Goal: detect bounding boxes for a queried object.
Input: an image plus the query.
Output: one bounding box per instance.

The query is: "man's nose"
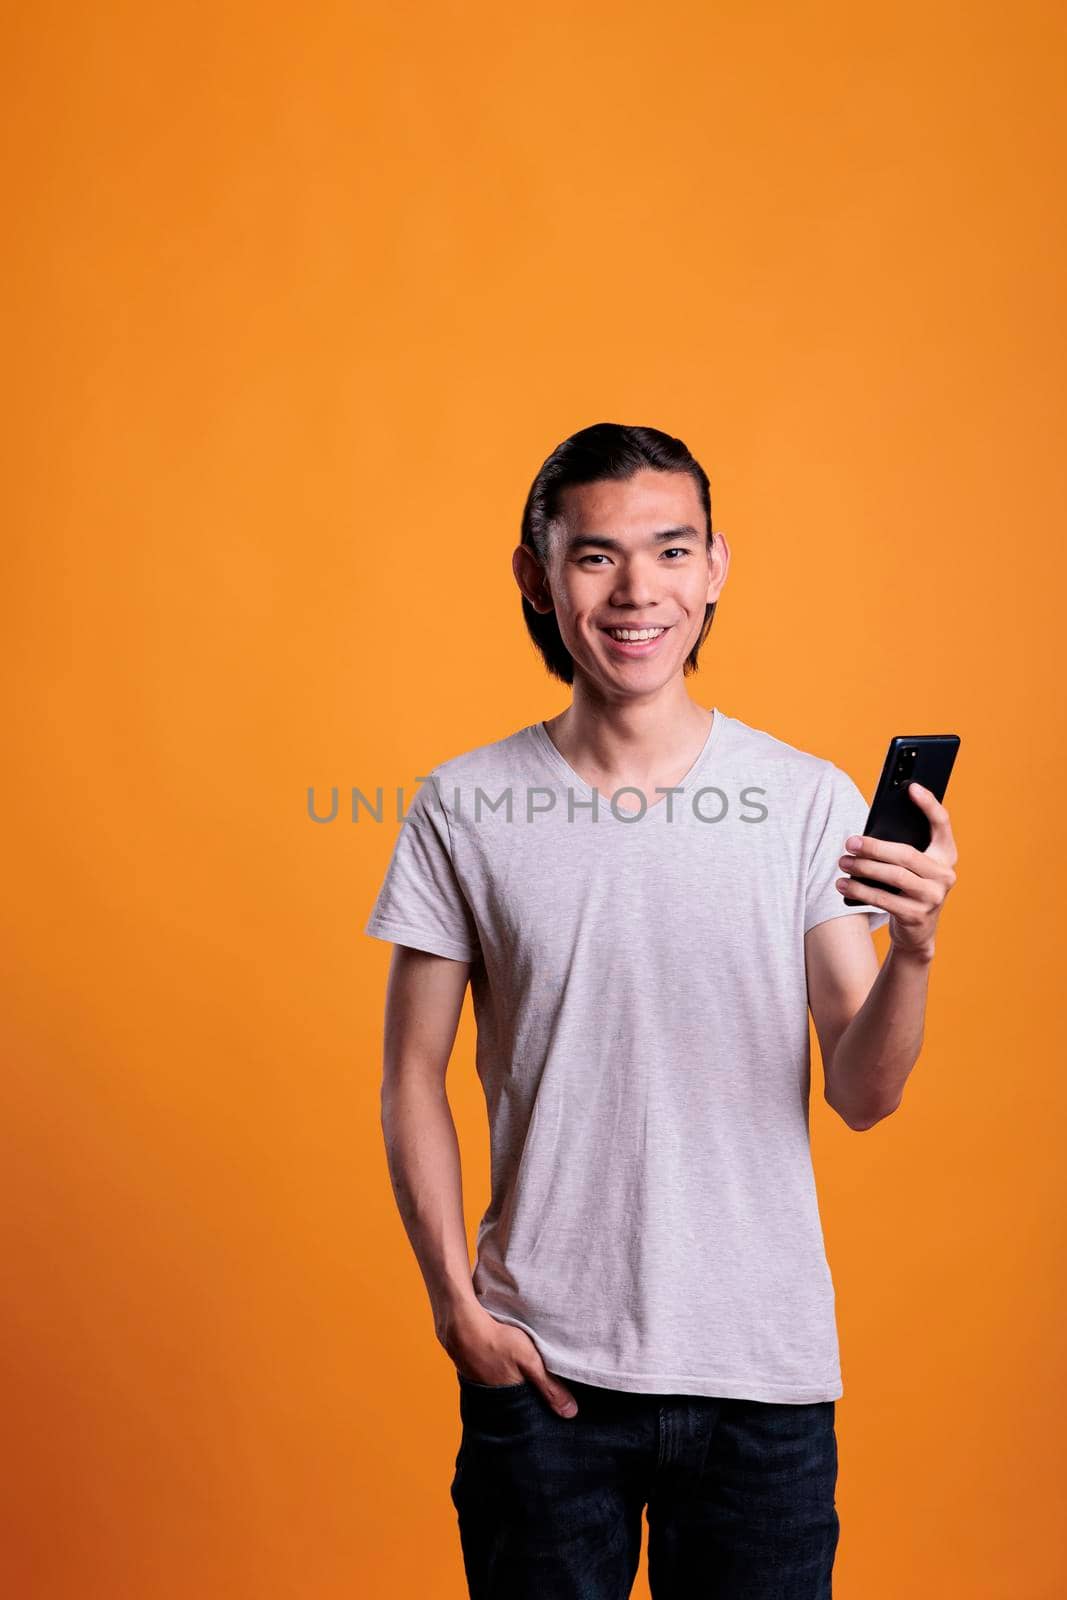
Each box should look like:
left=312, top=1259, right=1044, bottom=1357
left=611, top=565, right=661, bottom=605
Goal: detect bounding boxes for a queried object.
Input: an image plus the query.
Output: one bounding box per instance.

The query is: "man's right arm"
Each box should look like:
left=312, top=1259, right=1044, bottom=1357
left=379, top=944, right=483, bottom=1349
left=378, top=944, right=581, bottom=1414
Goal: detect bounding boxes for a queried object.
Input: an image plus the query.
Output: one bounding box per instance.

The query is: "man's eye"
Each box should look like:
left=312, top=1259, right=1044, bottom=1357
left=663, top=548, right=690, bottom=559
left=578, top=555, right=608, bottom=565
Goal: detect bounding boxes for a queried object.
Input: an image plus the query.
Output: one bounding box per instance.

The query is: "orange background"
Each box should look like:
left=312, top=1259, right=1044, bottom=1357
left=3, top=2, right=1064, bottom=1595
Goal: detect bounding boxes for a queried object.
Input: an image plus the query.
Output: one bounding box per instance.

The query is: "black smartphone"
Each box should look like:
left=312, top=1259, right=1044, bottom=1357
left=843, top=734, right=961, bottom=905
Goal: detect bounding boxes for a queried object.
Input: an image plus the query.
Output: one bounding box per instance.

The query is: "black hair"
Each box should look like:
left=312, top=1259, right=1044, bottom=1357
left=518, top=421, right=718, bottom=685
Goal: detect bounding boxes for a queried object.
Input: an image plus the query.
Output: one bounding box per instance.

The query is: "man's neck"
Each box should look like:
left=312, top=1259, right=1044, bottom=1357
left=544, top=685, right=714, bottom=787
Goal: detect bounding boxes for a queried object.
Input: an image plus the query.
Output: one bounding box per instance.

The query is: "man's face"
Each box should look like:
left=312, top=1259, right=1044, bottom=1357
left=518, top=468, right=728, bottom=693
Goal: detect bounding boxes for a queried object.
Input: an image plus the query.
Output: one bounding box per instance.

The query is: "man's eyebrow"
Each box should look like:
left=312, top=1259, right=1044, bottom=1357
left=564, top=524, right=703, bottom=554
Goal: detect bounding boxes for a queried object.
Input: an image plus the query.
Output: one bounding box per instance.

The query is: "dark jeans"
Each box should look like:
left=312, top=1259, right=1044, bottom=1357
left=450, top=1373, right=840, bottom=1599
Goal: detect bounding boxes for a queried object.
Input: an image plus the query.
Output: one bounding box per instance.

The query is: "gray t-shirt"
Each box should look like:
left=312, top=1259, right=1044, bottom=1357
left=364, top=706, right=889, bottom=1403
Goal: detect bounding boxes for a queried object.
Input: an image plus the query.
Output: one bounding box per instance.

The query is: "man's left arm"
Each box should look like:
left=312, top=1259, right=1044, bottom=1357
left=805, top=781, right=959, bottom=1132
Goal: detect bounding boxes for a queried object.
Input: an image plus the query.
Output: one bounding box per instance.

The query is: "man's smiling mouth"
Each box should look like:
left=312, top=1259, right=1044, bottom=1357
left=598, top=624, right=674, bottom=655
left=600, top=625, right=671, bottom=641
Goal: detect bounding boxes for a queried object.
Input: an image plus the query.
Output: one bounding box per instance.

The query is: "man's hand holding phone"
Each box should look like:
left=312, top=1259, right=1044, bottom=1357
left=836, top=779, right=959, bottom=961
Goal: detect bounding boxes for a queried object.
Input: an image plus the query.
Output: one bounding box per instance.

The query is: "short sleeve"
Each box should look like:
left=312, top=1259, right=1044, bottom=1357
left=804, top=764, right=892, bottom=935
left=363, top=775, right=480, bottom=962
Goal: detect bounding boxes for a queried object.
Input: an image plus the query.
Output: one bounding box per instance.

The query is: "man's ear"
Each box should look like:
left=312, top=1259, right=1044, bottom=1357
left=706, top=529, right=730, bottom=604
left=512, top=545, right=555, bottom=615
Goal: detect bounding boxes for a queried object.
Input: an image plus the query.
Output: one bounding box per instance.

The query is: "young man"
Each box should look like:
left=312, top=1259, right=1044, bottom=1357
left=364, top=423, right=958, bottom=1599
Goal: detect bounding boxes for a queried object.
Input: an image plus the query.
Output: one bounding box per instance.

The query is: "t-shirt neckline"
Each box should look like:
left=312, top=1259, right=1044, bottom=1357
left=528, top=707, right=726, bottom=820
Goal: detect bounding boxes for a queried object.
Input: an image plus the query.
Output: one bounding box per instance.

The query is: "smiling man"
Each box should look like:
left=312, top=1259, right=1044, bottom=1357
left=364, top=422, right=958, bottom=1599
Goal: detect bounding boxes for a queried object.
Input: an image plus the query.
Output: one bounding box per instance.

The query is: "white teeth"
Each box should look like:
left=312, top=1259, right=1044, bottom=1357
left=606, top=627, right=665, bottom=641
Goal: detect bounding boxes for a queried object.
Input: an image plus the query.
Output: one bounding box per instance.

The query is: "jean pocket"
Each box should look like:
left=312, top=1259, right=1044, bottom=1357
left=456, top=1370, right=531, bottom=1391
